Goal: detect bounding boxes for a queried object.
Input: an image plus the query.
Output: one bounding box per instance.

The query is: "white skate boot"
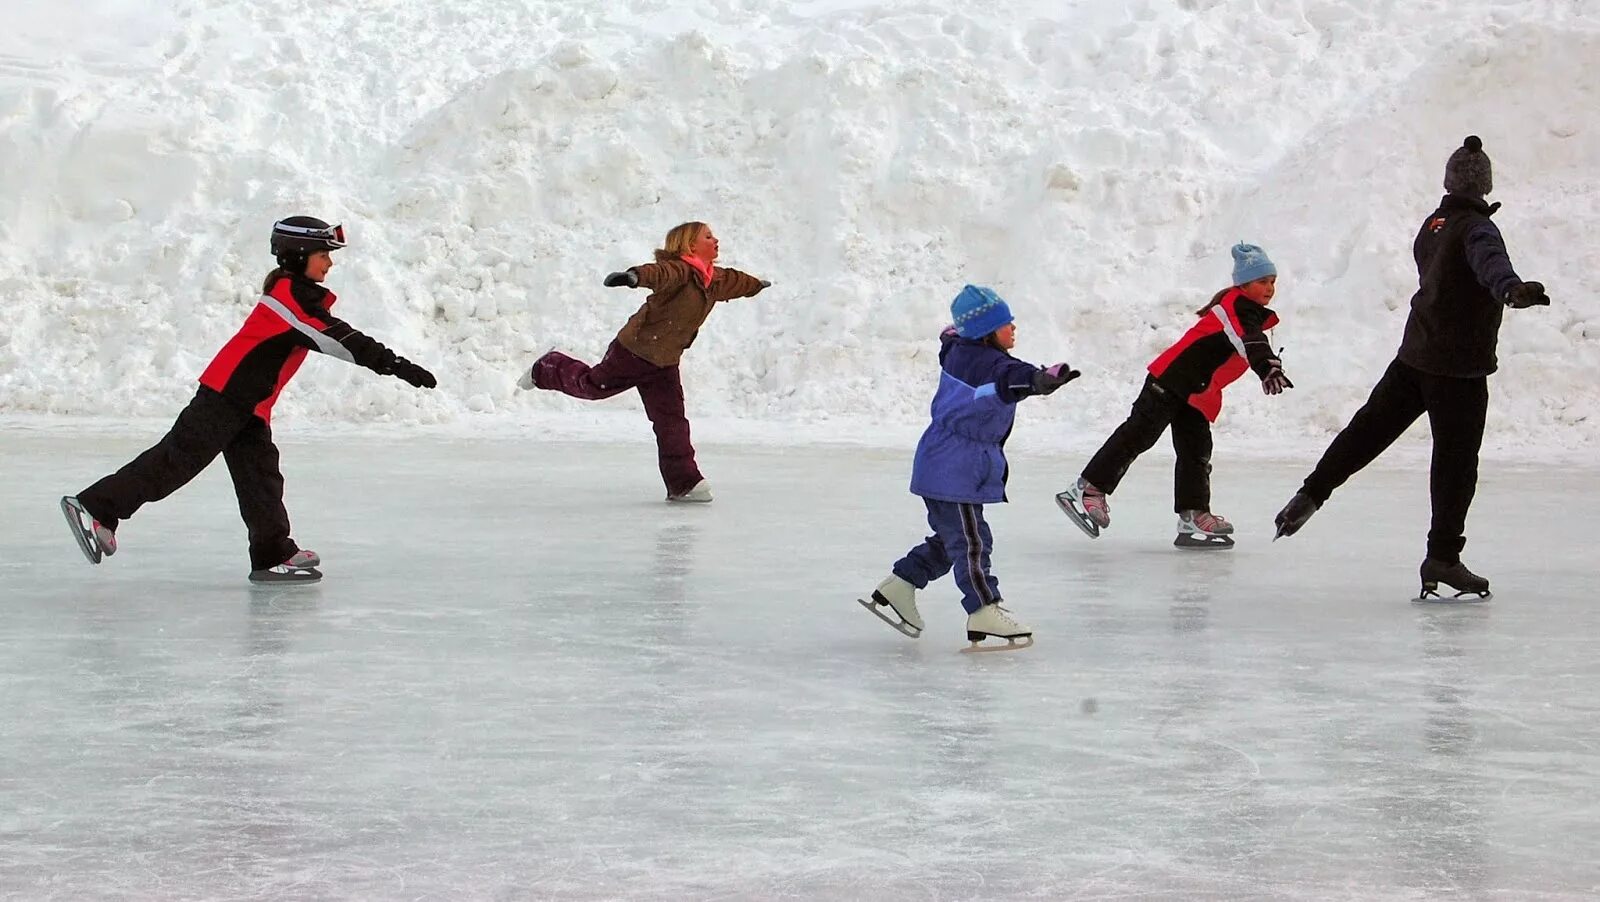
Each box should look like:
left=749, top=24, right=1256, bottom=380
left=1175, top=510, right=1235, bottom=550
left=1055, top=477, right=1109, bottom=538
left=60, top=495, right=116, bottom=564
left=857, top=574, right=924, bottom=638
left=667, top=480, right=713, bottom=503
left=962, top=602, right=1034, bottom=653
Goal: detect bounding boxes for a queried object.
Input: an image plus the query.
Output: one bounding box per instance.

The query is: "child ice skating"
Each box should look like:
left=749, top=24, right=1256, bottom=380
left=860, top=285, right=1080, bottom=652
left=518, top=222, right=769, bottom=503
left=1274, top=136, right=1550, bottom=601
left=60, top=217, right=439, bottom=584
left=1056, top=243, right=1293, bottom=549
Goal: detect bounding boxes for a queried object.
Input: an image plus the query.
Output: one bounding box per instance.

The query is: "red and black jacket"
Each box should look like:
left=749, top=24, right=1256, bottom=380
left=1146, top=289, right=1279, bottom=422
left=198, top=273, right=402, bottom=421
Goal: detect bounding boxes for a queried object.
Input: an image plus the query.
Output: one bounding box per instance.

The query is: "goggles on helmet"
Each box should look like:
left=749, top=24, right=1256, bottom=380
left=272, top=219, right=347, bottom=248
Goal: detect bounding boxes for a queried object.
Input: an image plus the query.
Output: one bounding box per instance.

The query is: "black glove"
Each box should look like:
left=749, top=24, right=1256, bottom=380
left=1505, top=281, right=1549, bottom=309
left=392, top=358, right=437, bottom=389
left=603, top=270, right=639, bottom=288
left=1261, top=359, right=1293, bottom=396
left=758, top=279, right=772, bottom=289
left=1031, top=363, right=1081, bottom=396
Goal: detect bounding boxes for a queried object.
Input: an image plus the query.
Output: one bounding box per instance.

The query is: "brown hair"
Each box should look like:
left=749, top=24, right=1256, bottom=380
left=1195, top=287, right=1232, bottom=317
left=261, top=268, right=289, bottom=293
left=654, top=221, right=707, bottom=263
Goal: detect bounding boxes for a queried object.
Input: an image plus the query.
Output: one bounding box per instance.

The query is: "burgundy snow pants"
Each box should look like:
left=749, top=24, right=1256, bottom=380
left=531, top=340, right=704, bottom=496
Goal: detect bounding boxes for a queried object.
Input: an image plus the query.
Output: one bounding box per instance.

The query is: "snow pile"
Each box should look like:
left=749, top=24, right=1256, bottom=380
left=1, top=0, right=1596, bottom=453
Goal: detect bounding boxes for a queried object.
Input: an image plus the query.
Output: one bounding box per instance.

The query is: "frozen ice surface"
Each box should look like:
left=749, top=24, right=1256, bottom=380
left=4, top=427, right=1600, bottom=899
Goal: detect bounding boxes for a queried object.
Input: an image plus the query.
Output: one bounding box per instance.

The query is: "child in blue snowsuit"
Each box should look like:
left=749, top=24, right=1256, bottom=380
left=861, top=285, right=1079, bottom=648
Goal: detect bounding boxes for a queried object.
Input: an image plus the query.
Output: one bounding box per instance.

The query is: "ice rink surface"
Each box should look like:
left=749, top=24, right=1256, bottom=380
left=3, top=427, right=1599, bottom=900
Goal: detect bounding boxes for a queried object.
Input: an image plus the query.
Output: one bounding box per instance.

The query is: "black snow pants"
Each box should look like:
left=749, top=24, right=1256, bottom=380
left=1081, top=375, right=1215, bottom=513
left=1299, top=358, right=1488, bottom=563
left=78, top=386, right=299, bottom=571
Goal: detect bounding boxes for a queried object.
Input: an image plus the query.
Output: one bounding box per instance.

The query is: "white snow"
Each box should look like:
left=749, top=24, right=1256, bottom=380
left=1, top=0, right=1597, bottom=454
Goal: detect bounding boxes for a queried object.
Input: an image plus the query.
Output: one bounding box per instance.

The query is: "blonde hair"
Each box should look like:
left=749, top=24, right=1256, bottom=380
left=654, top=221, right=708, bottom=263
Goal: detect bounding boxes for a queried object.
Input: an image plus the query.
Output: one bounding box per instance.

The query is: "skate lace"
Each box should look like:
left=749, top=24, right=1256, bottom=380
left=1192, top=511, right=1229, bottom=531
left=990, top=604, right=1020, bottom=628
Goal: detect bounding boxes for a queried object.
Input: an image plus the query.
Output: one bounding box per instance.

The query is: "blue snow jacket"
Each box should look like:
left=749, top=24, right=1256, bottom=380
left=909, top=332, right=1047, bottom=504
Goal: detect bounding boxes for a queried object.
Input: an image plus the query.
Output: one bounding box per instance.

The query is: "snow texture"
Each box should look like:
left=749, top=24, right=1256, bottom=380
left=1, top=0, right=1597, bottom=454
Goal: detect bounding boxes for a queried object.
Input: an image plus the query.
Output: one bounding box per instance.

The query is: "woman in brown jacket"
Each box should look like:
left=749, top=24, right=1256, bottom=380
left=518, top=221, right=770, bottom=502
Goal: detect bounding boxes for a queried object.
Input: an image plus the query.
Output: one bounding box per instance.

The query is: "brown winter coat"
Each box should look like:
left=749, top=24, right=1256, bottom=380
left=614, top=259, right=767, bottom=366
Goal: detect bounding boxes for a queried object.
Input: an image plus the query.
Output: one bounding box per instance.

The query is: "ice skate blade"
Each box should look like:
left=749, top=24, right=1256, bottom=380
left=1412, top=589, right=1492, bottom=604
left=1054, top=492, right=1100, bottom=539
left=1174, top=533, right=1235, bottom=550
left=249, top=568, right=323, bottom=586
left=961, top=634, right=1034, bottom=654
left=60, top=496, right=102, bottom=565
left=857, top=597, right=921, bottom=638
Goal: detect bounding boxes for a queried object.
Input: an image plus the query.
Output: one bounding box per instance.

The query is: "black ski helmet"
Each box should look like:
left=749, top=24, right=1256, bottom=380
left=270, top=216, right=347, bottom=271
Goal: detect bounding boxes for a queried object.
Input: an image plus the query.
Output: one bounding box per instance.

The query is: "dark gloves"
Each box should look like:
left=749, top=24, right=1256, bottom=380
left=1032, top=363, right=1082, bottom=396
left=603, top=270, right=639, bottom=288
left=392, top=357, right=437, bottom=389
left=758, top=279, right=772, bottom=289
left=1261, top=359, right=1293, bottom=395
left=1505, top=281, right=1549, bottom=308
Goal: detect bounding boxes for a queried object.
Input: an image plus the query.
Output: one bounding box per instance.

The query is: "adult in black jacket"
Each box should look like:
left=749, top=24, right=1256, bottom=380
left=1274, top=137, right=1549, bottom=598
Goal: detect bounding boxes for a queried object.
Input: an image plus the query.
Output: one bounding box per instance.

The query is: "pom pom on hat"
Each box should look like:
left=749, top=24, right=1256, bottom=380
left=950, top=285, right=1014, bottom=339
left=1231, top=243, right=1277, bottom=286
left=1444, top=135, right=1492, bottom=197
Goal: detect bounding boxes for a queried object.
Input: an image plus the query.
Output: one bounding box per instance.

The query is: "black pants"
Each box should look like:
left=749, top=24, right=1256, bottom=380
left=78, top=387, right=299, bottom=571
left=1082, top=375, right=1214, bottom=513
left=1300, top=359, right=1487, bottom=563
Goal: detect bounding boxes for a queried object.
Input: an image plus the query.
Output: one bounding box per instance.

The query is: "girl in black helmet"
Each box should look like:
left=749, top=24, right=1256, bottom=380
left=60, top=216, right=439, bottom=583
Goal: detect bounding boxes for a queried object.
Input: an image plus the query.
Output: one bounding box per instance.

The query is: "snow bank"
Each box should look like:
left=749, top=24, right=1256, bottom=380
left=1, top=0, right=1596, bottom=453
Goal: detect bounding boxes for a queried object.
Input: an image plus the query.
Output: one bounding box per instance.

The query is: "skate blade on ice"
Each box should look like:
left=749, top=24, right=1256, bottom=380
left=857, top=597, right=921, bottom=638
left=60, top=496, right=102, bottom=565
left=960, top=634, right=1034, bottom=654
left=1412, top=588, right=1492, bottom=604
left=1174, top=533, right=1234, bottom=550
left=1054, top=492, right=1100, bottom=539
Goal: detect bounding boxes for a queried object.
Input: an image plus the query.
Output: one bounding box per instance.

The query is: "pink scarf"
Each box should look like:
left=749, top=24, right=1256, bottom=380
left=681, top=254, right=715, bottom=288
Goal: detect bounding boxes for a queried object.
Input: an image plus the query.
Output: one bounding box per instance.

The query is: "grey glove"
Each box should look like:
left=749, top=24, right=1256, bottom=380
left=1031, top=363, right=1081, bottom=396
left=1261, top=359, right=1293, bottom=396
left=603, top=270, right=639, bottom=288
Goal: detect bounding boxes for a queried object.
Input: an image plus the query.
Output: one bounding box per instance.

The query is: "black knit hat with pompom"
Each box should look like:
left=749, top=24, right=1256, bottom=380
left=1444, top=135, right=1492, bottom=197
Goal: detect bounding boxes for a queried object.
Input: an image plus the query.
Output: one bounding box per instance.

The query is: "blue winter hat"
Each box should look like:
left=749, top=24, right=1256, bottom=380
left=950, top=284, right=1014, bottom=339
left=1231, top=243, right=1277, bottom=286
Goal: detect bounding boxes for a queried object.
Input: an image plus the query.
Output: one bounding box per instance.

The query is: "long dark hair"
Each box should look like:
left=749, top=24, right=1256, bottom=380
left=261, top=267, right=290, bottom=293
left=1195, top=287, right=1232, bottom=316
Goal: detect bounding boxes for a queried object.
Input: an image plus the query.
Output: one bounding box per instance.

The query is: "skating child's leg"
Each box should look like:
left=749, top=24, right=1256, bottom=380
left=1299, top=360, right=1427, bottom=504
left=892, top=501, right=956, bottom=588
left=529, top=340, right=643, bottom=400
left=934, top=502, right=1000, bottom=614
left=1081, top=376, right=1181, bottom=494
left=637, top=365, right=705, bottom=498
left=77, top=389, right=248, bottom=532
left=222, top=417, right=300, bottom=572
left=1421, top=374, right=1488, bottom=564
left=1169, top=406, right=1214, bottom=513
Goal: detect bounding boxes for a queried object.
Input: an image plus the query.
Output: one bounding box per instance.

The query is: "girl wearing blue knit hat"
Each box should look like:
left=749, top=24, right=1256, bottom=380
left=859, top=285, right=1080, bottom=651
left=1056, top=243, right=1293, bottom=549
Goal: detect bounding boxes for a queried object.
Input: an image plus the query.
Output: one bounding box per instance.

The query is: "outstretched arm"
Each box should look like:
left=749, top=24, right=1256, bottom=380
left=1464, top=220, right=1523, bottom=302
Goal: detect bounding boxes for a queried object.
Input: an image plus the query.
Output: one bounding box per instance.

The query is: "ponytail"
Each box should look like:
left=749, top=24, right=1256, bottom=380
left=1195, top=287, right=1232, bottom=317
left=261, top=268, right=288, bottom=293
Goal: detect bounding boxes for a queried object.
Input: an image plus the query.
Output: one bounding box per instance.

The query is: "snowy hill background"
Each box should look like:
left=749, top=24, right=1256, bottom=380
left=1, top=0, right=1596, bottom=454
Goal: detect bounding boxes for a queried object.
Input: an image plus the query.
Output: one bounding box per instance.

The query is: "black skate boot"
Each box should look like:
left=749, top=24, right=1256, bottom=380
left=249, top=552, right=322, bottom=585
left=1273, top=492, right=1320, bottom=540
left=1417, top=557, right=1490, bottom=602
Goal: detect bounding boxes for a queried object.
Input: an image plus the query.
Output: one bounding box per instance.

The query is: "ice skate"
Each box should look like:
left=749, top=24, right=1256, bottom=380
left=516, top=366, right=537, bottom=390
left=1055, top=477, right=1108, bottom=539
left=1174, top=509, right=1235, bottom=550
left=60, top=495, right=116, bottom=564
left=667, top=479, right=713, bottom=503
left=1273, top=492, right=1320, bottom=540
left=857, top=575, right=923, bottom=638
left=249, top=554, right=323, bottom=585
left=961, top=602, right=1034, bottom=653
left=1414, top=557, right=1491, bottom=603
